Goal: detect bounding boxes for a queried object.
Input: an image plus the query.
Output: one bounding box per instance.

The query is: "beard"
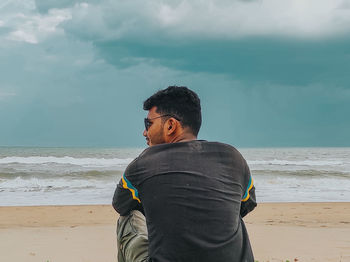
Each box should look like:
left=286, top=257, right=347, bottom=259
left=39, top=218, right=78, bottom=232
left=148, top=123, right=166, bottom=146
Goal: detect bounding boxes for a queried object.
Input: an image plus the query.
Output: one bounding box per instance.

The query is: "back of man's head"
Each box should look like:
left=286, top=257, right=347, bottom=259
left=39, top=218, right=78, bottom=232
left=143, top=86, right=202, bottom=136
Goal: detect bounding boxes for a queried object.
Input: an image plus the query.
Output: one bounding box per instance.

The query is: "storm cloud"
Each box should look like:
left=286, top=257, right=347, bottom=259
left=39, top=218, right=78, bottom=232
left=0, top=0, right=349, bottom=147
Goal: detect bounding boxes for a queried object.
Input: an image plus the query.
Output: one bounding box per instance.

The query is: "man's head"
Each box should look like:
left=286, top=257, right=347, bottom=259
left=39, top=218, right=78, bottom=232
left=143, top=86, right=202, bottom=146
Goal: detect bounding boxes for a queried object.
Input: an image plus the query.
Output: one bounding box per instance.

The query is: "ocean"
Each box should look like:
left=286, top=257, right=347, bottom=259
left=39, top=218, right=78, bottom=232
left=0, top=147, right=349, bottom=206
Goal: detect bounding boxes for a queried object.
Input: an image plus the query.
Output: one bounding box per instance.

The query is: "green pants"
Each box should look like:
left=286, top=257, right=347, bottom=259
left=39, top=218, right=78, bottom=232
left=117, top=210, right=149, bottom=262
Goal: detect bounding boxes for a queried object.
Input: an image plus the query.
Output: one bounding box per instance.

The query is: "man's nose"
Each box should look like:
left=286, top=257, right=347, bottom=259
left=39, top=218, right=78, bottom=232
left=143, top=129, right=147, bottom=137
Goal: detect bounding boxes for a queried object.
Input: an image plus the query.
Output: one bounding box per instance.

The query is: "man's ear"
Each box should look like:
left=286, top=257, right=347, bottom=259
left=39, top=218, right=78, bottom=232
left=165, top=118, right=177, bottom=135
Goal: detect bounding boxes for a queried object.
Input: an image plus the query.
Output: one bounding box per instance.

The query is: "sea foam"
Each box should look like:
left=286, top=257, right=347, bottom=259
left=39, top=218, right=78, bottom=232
left=248, top=159, right=345, bottom=166
left=0, top=156, right=133, bottom=167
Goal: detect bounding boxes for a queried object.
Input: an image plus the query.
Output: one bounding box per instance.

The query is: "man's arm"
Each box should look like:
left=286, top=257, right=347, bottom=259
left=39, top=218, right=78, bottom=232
left=240, top=163, right=257, bottom=218
left=112, top=173, right=143, bottom=216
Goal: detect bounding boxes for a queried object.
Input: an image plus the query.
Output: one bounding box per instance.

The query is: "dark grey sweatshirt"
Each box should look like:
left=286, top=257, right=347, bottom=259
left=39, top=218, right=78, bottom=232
left=113, top=140, right=257, bottom=262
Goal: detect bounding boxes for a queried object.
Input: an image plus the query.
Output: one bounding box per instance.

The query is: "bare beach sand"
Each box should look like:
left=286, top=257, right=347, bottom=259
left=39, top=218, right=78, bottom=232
left=0, top=203, right=349, bottom=262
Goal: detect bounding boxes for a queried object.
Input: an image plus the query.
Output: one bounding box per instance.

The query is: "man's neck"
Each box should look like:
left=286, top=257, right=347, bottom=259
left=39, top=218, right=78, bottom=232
left=169, top=133, right=197, bottom=144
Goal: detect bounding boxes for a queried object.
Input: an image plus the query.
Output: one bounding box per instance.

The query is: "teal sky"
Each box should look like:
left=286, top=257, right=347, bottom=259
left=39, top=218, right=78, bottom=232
left=1, top=0, right=350, bottom=147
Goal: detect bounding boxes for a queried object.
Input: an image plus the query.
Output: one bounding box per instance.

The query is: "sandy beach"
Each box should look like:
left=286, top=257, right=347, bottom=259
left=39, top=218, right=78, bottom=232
left=0, top=203, right=349, bottom=262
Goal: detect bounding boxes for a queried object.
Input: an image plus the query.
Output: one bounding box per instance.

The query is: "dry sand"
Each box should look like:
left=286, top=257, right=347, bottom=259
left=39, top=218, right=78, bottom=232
left=0, top=203, right=349, bottom=262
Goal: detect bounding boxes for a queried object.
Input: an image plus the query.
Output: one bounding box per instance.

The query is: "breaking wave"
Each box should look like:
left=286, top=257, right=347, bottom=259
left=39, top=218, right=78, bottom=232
left=0, top=156, right=133, bottom=167
left=248, top=159, right=346, bottom=166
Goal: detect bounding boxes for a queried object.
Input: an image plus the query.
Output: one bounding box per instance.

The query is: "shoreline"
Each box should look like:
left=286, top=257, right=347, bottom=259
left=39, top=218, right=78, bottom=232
left=1, top=203, right=349, bottom=262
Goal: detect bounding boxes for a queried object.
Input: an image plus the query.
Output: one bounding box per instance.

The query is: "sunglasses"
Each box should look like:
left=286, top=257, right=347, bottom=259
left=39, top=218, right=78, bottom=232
left=144, top=114, right=180, bottom=131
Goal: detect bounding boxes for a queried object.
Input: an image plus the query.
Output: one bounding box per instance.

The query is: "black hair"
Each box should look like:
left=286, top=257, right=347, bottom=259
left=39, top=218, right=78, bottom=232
left=143, top=86, right=202, bottom=136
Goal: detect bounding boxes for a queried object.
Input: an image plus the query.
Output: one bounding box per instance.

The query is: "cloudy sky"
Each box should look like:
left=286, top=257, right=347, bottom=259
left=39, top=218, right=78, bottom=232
left=1, top=0, right=350, bottom=147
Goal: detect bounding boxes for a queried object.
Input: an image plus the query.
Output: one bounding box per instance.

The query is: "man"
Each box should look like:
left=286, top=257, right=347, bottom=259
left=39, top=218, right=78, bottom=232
left=112, top=86, right=257, bottom=262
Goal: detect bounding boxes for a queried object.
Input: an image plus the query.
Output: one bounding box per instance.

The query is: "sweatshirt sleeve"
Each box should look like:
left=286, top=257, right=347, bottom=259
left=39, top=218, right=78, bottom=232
left=112, top=173, right=143, bottom=216
left=240, top=162, right=257, bottom=218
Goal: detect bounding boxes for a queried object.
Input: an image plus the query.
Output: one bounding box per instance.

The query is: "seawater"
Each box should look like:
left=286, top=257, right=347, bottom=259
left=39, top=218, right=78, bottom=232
left=240, top=148, right=350, bottom=202
left=0, top=147, right=349, bottom=206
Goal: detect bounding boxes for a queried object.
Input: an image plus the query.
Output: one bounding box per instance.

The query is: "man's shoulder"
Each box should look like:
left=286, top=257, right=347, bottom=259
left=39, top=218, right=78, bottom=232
left=204, top=141, right=242, bottom=154
left=205, top=140, right=236, bottom=149
left=205, top=141, right=248, bottom=166
left=124, top=145, right=166, bottom=172
left=128, top=140, right=243, bottom=165
left=137, top=140, right=241, bottom=154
